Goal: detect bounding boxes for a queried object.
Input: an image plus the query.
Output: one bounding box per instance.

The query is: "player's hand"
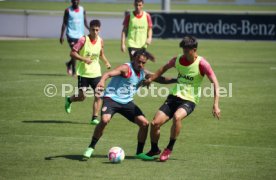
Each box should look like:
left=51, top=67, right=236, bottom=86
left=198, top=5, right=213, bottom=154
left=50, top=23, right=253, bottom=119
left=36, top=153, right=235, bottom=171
left=146, top=37, right=152, bottom=45
left=106, top=63, right=111, bottom=69
left=212, top=105, right=221, bottom=120
left=84, top=58, right=92, bottom=64
left=121, top=44, right=126, bottom=53
left=59, top=37, right=64, bottom=44
left=142, top=78, right=152, bottom=88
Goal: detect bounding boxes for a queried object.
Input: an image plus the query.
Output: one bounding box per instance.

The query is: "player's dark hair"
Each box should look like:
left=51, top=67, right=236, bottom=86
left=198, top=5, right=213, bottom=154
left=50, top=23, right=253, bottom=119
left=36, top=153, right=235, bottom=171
left=133, top=49, right=155, bottom=62
left=135, top=0, right=144, bottom=3
left=90, top=19, right=101, bottom=27
left=179, top=36, right=198, bottom=49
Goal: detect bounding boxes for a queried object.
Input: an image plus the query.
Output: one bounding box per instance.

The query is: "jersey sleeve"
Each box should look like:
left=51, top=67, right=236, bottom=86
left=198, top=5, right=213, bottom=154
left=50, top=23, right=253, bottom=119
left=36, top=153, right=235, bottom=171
left=122, top=14, right=130, bottom=27
left=199, top=58, right=214, bottom=77
left=72, top=36, right=85, bottom=52
left=146, top=13, right=153, bottom=28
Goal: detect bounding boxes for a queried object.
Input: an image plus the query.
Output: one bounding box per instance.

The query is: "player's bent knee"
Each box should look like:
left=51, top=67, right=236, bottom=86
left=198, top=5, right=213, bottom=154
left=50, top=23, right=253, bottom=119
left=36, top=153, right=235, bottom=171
left=142, top=121, right=149, bottom=127
left=137, top=120, right=149, bottom=128
left=151, top=121, right=161, bottom=128
left=101, top=118, right=110, bottom=125
left=77, top=94, right=86, bottom=101
left=173, top=115, right=184, bottom=123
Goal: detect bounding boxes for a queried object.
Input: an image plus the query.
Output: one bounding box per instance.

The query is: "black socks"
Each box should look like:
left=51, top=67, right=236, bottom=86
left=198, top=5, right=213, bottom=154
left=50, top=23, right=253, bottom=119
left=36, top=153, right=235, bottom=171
left=150, top=142, right=160, bottom=152
left=136, top=142, right=145, bottom=155
left=89, top=137, right=99, bottom=149
left=166, top=139, right=176, bottom=151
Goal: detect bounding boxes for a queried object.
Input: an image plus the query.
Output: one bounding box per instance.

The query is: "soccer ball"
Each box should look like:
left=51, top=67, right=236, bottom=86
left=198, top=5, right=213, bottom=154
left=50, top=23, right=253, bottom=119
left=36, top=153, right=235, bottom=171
left=108, top=147, right=125, bottom=163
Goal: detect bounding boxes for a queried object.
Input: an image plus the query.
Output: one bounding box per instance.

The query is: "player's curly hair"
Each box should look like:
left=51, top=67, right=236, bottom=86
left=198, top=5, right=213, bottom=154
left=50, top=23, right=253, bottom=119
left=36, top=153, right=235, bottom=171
left=133, top=49, right=155, bottom=62
left=179, top=36, right=198, bottom=49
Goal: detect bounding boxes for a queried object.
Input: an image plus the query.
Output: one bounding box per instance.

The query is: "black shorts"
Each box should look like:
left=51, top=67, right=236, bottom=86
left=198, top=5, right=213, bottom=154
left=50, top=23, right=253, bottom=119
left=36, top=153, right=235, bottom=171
left=128, top=47, right=146, bottom=61
left=159, top=95, right=196, bottom=119
left=78, top=76, right=101, bottom=92
left=101, top=98, right=144, bottom=122
left=66, top=36, right=79, bottom=49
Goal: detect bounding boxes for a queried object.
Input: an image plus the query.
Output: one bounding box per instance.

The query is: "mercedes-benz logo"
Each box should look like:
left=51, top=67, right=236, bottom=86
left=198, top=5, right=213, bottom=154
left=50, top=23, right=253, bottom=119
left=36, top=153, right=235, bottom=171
left=151, top=14, right=166, bottom=37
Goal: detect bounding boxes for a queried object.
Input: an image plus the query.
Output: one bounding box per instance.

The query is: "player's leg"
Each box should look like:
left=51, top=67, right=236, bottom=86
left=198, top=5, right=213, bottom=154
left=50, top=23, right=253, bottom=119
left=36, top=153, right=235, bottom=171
left=160, top=100, right=195, bottom=162
left=65, top=76, right=87, bottom=113
left=134, top=115, right=155, bottom=160
left=66, top=37, right=74, bottom=75
left=91, top=96, right=102, bottom=125
left=119, top=102, right=153, bottom=160
left=134, top=115, right=149, bottom=152
left=146, top=110, right=170, bottom=156
left=90, top=77, right=102, bottom=125
left=147, top=95, right=176, bottom=156
left=66, top=37, right=78, bottom=76
left=69, top=76, right=87, bottom=102
left=83, top=114, right=111, bottom=159
left=83, top=99, right=116, bottom=158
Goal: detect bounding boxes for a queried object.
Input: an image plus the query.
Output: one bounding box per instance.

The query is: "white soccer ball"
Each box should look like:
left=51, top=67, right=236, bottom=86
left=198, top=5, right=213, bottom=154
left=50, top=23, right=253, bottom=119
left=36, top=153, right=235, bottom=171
left=108, top=147, right=125, bottom=163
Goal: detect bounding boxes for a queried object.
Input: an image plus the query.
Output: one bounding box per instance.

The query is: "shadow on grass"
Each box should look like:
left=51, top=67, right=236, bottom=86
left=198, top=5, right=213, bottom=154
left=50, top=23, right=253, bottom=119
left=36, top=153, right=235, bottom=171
left=44, top=155, right=105, bottom=162
left=22, top=73, right=67, bottom=77
left=45, top=154, right=181, bottom=163
left=22, top=120, right=87, bottom=125
left=44, top=155, right=138, bottom=162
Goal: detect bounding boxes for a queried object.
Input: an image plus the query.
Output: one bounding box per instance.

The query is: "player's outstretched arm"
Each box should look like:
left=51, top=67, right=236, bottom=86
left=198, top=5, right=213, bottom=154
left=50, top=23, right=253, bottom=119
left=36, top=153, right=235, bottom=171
left=144, top=63, right=172, bottom=85
left=60, top=9, right=68, bottom=44
left=97, top=65, right=129, bottom=89
left=207, top=73, right=221, bottom=120
left=145, top=72, right=176, bottom=84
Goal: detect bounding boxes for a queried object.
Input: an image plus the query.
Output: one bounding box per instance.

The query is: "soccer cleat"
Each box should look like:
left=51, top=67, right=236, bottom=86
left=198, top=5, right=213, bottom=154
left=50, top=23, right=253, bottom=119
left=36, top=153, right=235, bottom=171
left=83, top=147, right=94, bottom=158
left=146, top=149, right=161, bottom=157
left=90, top=119, right=100, bottom=125
left=65, top=96, right=71, bottom=113
left=160, top=148, right=172, bottom=162
left=135, top=153, right=154, bottom=161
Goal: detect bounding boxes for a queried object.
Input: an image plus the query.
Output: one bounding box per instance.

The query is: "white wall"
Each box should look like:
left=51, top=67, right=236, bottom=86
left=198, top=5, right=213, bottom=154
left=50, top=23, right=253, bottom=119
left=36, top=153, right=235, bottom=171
left=0, top=13, right=123, bottom=39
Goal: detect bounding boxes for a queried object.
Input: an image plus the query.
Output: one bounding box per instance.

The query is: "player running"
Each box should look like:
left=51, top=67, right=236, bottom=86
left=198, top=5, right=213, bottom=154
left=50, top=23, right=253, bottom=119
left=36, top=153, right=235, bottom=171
left=64, top=20, right=111, bottom=125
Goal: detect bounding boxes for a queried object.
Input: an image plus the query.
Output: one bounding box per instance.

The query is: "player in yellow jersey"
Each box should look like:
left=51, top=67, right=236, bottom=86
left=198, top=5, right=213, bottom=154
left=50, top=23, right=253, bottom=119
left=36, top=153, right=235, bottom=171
left=121, top=0, right=152, bottom=61
left=65, top=20, right=111, bottom=125
left=144, top=36, right=221, bottom=162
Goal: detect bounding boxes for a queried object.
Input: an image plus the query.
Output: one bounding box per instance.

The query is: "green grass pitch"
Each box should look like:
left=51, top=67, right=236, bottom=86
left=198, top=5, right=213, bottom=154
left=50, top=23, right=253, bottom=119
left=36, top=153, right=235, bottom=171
left=0, top=38, right=275, bottom=179
left=0, top=1, right=276, bottom=179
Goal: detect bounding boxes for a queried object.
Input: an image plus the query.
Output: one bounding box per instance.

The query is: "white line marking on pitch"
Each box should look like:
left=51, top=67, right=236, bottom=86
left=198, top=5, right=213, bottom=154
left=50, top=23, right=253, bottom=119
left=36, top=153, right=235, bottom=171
left=270, top=67, right=276, bottom=70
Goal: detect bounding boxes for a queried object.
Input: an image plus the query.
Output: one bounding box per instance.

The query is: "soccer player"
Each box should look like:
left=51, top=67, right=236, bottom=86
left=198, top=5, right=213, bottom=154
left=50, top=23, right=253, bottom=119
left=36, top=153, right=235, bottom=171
left=60, top=0, right=89, bottom=76
left=121, top=0, right=152, bottom=61
left=145, top=36, right=221, bottom=162
left=83, top=50, right=175, bottom=160
left=65, top=20, right=111, bottom=125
